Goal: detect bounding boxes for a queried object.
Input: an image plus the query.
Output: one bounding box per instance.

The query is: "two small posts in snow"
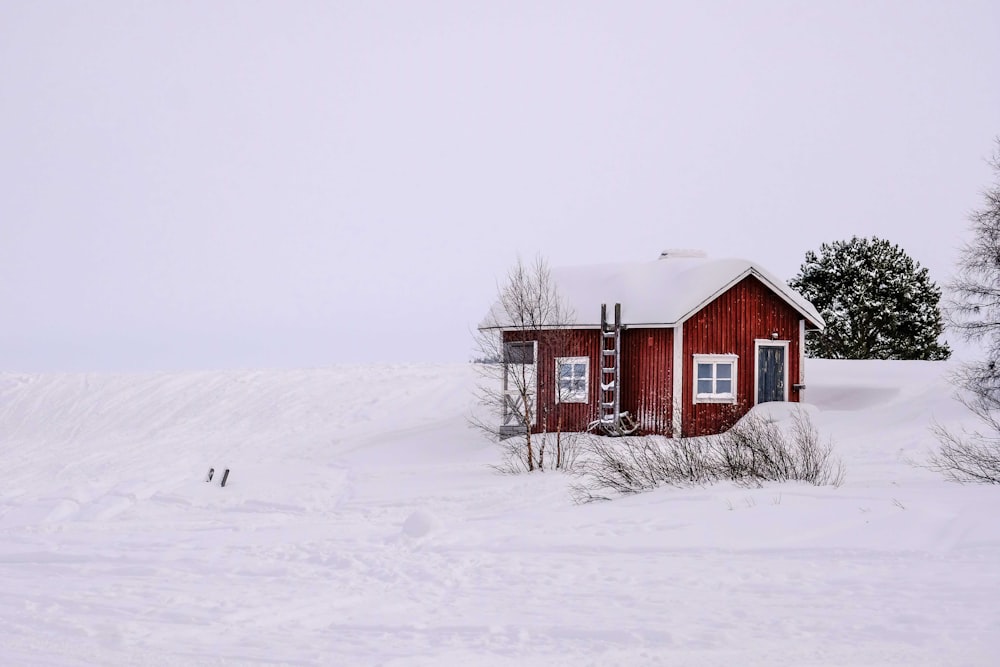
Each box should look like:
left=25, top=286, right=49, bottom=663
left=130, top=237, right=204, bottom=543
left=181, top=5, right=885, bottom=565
left=205, top=467, right=231, bottom=487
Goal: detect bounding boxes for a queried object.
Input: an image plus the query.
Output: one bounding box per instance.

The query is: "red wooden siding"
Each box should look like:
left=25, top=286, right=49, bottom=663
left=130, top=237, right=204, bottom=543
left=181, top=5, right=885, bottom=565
left=501, top=274, right=806, bottom=438
left=620, top=328, right=674, bottom=436
left=681, top=276, right=803, bottom=436
left=503, top=329, right=602, bottom=434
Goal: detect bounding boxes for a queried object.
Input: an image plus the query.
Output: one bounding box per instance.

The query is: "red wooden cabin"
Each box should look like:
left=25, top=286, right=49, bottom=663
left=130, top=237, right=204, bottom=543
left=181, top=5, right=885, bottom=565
left=482, top=251, right=825, bottom=438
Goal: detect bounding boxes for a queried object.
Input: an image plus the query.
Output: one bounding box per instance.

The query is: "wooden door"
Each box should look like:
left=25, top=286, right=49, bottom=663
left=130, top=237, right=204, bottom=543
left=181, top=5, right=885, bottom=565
left=757, top=345, right=785, bottom=404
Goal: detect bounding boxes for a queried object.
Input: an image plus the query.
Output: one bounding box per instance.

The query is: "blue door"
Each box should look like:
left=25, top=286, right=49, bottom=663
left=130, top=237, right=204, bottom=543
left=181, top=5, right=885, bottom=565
left=757, top=346, right=785, bottom=403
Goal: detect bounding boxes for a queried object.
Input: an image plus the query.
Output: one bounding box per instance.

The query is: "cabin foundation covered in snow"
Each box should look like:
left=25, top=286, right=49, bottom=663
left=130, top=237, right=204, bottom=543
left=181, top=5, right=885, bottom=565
left=482, top=251, right=825, bottom=438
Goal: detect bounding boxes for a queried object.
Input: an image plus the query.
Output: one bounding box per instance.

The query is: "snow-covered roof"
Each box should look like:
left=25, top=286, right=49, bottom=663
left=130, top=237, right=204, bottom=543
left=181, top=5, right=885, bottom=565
left=483, top=254, right=824, bottom=330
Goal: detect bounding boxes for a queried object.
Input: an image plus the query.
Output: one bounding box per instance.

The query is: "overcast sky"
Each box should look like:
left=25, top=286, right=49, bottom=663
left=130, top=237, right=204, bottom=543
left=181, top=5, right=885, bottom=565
left=2, top=1, right=998, bottom=371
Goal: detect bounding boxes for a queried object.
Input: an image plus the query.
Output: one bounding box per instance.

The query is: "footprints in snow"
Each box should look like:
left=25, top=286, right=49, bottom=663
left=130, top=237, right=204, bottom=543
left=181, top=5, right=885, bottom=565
left=1, top=481, right=155, bottom=526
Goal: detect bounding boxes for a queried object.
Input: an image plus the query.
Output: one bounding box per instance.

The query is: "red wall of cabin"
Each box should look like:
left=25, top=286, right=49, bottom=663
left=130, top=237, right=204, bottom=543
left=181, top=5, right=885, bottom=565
left=504, top=328, right=676, bottom=436
left=502, top=274, right=805, bottom=438
left=620, top=328, right=674, bottom=436
left=503, top=329, right=602, bottom=434
left=681, top=276, right=803, bottom=437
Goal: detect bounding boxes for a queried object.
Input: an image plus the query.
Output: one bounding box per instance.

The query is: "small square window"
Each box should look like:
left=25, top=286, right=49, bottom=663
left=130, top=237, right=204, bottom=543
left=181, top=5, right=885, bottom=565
left=555, top=356, right=589, bottom=403
left=504, top=341, right=535, bottom=364
left=692, top=354, right=738, bottom=404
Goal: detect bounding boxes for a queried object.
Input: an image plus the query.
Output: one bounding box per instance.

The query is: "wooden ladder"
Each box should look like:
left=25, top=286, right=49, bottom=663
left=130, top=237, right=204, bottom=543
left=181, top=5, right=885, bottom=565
left=588, top=304, right=637, bottom=436
left=598, top=303, right=623, bottom=428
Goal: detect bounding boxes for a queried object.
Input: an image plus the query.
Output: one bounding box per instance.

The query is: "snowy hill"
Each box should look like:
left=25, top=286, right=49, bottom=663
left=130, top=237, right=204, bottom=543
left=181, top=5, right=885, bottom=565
left=1, top=361, right=998, bottom=665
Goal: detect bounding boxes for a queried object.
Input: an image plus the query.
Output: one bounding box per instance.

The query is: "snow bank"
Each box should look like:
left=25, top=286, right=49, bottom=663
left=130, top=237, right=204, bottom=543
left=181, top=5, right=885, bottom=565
left=0, top=360, right=997, bottom=665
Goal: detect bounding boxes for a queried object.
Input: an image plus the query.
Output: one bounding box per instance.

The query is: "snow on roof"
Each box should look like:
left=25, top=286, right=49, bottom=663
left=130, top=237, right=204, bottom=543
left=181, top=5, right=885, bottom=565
left=483, top=254, right=824, bottom=330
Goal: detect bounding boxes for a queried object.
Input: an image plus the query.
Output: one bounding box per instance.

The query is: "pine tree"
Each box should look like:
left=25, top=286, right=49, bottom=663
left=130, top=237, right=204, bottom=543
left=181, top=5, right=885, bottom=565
left=788, top=236, right=951, bottom=360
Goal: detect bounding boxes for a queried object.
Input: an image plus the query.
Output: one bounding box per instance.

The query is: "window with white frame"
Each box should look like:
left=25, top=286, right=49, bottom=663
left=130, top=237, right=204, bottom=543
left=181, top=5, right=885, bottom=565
left=693, top=354, right=738, bottom=403
left=555, top=356, right=589, bottom=403
left=504, top=341, right=535, bottom=365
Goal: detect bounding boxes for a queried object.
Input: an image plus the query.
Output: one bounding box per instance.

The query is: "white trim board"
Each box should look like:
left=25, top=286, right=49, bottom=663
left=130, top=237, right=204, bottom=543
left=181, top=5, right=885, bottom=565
left=672, top=324, right=683, bottom=438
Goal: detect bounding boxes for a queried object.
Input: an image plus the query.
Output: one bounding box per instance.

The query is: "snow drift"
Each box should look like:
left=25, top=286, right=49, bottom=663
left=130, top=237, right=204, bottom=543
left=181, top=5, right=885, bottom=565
left=0, top=360, right=998, bottom=665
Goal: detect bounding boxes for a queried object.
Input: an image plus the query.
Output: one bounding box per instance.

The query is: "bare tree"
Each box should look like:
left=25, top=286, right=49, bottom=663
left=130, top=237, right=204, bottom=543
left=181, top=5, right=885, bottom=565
left=947, top=140, right=1000, bottom=348
left=933, top=139, right=1000, bottom=483
left=472, top=255, right=576, bottom=472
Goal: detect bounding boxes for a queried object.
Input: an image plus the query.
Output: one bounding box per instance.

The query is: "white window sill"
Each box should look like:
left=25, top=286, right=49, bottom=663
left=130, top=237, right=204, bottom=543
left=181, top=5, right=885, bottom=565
left=695, top=394, right=736, bottom=404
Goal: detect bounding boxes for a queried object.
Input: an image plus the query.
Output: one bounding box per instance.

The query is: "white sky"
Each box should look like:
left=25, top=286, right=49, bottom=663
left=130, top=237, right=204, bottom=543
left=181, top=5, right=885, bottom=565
left=2, top=1, right=998, bottom=371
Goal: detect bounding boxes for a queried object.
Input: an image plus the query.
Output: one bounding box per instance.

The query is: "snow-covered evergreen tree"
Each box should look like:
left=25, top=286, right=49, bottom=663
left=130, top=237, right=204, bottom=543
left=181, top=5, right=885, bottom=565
left=789, top=236, right=950, bottom=360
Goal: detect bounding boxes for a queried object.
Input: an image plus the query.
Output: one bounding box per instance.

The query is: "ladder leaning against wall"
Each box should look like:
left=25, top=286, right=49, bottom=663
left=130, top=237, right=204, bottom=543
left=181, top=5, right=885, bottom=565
left=589, top=303, right=638, bottom=437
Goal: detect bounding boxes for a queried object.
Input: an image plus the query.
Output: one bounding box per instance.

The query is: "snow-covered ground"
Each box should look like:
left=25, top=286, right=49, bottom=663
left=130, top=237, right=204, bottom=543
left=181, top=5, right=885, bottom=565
left=1, top=360, right=998, bottom=665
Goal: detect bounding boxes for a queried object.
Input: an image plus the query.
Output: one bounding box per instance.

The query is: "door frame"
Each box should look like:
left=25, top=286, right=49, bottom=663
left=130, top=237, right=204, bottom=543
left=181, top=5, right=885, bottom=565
left=753, top=339, right=789, bottom=404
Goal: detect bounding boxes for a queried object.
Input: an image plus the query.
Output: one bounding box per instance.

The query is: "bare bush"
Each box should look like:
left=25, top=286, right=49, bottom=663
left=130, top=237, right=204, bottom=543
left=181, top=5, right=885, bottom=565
left=712, top=409, right=844, bottom=486
left=493, top=430, right=583, bottom=474
left=929, top=373, right=1000, bottom=484
left=573, top=407, right=844, bottom=500
left=928, top=425, right=1000, bottom=484
left=574, top=435, right=713, bottom=494
left=572, top=435, right=715, bottom=501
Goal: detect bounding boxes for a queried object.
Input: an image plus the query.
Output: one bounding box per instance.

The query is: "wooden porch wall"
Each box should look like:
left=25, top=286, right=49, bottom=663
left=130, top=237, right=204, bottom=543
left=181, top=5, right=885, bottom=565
left=681, top=276, right=803, bottom=437
left=620, top=328, right=674, bottom=436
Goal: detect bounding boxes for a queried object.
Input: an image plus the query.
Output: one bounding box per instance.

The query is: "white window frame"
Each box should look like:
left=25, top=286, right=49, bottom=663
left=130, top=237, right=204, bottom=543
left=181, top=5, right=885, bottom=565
left=555, top=356, right=590, bottom=404
left=693, top=354, right=738, bottom=404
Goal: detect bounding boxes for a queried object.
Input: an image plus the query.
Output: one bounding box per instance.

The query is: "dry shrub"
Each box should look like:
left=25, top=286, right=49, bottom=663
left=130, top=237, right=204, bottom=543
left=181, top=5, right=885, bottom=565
left=574, top=407, right=844, bottom=501
left=493, top=430, right=582, bottom=474
left=929, top=424, right=1000, bottom=484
